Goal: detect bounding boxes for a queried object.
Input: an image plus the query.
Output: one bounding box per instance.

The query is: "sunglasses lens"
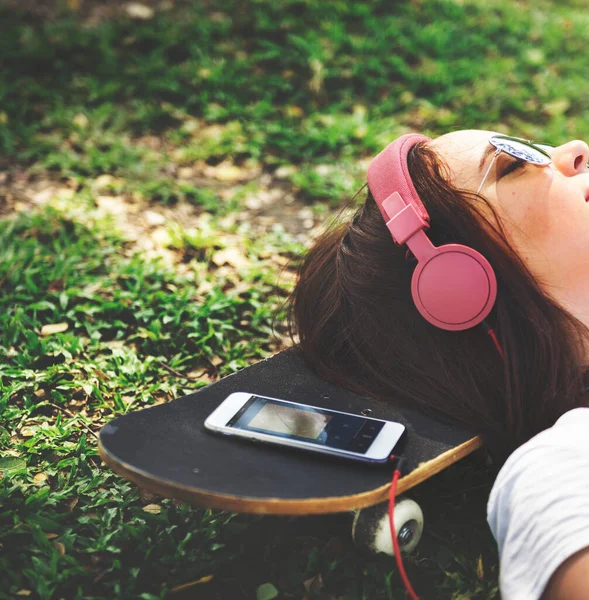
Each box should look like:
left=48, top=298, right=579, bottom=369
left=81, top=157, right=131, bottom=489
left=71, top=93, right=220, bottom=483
left=490, top=136, right=552, bottom=165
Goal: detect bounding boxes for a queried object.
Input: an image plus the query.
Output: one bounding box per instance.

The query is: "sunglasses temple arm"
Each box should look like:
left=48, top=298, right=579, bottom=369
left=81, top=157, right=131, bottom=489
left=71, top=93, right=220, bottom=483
left=475, top=149, right=501, bottom=198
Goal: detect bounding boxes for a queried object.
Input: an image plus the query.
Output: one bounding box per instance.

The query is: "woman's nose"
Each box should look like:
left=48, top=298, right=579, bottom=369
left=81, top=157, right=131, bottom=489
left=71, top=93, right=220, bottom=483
left=550, top=140, right=589, bottom=176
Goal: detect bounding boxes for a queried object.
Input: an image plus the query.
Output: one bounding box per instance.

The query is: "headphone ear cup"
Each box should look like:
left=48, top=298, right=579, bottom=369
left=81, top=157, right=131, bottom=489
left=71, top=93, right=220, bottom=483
left=411, top=244, right=497, bottom=331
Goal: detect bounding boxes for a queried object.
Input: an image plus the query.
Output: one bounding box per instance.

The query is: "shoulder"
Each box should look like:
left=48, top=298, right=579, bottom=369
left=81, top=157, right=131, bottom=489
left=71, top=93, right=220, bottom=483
left=487, top=407, right=589, bottom=600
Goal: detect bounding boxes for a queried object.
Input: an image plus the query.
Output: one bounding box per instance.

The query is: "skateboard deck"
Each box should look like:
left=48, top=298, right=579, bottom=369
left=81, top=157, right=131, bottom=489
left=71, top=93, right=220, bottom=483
left=99, top=347, right=481, bottom=515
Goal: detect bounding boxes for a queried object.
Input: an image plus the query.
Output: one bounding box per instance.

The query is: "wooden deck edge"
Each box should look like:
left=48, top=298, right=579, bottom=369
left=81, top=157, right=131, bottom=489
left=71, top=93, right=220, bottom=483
left=98, top=435, right=482, bottom=515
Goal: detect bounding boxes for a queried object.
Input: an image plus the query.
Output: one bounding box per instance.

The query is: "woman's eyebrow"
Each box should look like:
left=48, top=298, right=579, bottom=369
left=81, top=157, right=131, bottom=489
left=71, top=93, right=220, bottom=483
left=479, top=144, right=498, bottom=174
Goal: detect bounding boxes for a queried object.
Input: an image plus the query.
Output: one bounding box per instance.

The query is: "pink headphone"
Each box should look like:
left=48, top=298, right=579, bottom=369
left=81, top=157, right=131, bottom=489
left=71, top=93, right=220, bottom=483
left=367, top=133, right=497, bottom=331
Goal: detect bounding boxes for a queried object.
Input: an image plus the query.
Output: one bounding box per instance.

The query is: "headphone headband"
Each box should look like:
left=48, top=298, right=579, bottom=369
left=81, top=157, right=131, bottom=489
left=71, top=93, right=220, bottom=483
left=366, top=133, right=498, bottom=331
left=367, top=134, right=431, bottom=224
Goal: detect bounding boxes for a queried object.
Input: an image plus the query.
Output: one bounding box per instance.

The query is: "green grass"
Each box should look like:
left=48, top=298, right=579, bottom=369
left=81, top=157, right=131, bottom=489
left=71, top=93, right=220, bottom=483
left=4, top=0, right=589, bottom=203
left=0, top=198, right=299, bottom=599
left=3, top=0, right=589, bottom=597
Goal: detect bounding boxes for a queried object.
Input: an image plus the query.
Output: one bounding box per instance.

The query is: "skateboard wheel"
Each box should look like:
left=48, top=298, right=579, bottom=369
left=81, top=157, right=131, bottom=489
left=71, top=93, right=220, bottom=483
left=351, top=496, right=424, bottom=556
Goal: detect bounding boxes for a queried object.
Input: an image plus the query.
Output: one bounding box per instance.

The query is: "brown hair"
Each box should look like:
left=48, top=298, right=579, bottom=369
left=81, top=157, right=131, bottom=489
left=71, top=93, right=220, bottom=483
left=288, top=141, right=589, bottom=458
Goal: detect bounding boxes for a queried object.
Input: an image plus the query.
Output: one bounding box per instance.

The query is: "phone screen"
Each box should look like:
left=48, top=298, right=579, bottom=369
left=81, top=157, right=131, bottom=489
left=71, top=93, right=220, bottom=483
left=227, top=396, right=384, bottom=454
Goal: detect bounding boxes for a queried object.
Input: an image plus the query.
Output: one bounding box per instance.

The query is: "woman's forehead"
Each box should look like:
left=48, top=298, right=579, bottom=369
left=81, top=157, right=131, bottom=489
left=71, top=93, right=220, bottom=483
left=429, top=129, right=497, bottom=155
left=428, top=129, right=498, bottom=185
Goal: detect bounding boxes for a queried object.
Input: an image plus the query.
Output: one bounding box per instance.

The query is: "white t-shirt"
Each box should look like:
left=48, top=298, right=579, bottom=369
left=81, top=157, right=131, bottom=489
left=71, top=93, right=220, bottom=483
left=487, top=407, right=589, bottom=600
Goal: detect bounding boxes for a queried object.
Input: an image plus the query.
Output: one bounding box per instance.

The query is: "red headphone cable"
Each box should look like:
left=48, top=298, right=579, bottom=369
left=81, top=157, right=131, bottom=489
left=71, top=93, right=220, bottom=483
left=388, top=456, right=420, bottom=600
left=481, top=319, right=504, bottom=359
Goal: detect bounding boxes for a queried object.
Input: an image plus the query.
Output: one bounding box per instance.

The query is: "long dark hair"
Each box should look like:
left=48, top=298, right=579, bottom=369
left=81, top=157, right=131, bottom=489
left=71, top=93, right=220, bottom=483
left=288, top=141, right=589, bottom=458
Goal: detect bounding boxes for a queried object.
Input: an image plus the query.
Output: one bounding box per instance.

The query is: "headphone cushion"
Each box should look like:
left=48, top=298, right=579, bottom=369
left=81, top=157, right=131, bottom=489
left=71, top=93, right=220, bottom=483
left=411, top=244, right=497, bottom=331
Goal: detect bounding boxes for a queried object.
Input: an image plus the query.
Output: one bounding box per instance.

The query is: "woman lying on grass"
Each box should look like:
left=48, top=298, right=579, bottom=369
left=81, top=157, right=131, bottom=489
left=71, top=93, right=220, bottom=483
left=289, top=130, right=589, bottom=600
left=289, top=130, right=589, bottom=458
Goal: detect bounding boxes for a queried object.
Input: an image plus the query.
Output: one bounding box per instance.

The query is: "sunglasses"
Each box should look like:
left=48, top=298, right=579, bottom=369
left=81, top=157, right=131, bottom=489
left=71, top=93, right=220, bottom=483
left=476, top=135, right=554, bottom=195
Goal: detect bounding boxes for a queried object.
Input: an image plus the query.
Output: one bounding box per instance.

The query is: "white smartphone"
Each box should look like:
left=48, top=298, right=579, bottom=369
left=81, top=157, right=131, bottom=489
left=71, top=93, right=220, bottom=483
left=204, top=392, right=405, bottom=464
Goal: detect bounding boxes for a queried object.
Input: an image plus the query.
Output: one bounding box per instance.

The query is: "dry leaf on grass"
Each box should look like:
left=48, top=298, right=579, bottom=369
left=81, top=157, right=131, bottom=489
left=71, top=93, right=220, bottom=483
left=209, top=356, right=224, bottom=367
left=124, top=3, right=154, bottom=19
left=303, top=573, right=324, bottom=593
left=151, top=227, right=172, bottom=247
left=476, top=555, right=484, bottom=579
left=211, top=247, right=250, bottom=270
left=40, top=323, right=68, bottom=336
left=203, top=160, right=261, bottom=182
left=72, top=113, right=89, bottom=128
left=53, top=541, right=66, bottom=556
left=96, top=196, right=128, bottom=215
left=144, top=210, right=166, bottom=227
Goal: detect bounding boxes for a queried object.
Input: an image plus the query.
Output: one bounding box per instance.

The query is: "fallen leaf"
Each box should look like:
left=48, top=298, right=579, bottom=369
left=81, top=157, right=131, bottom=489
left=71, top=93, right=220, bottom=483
left=211, top=248, right=250, bottom=270
left=182, top=119, right=200, bottom=134
left=96, top=196, right=127, bottom=215
left=476, top=555, right=484, bottom=580
left=211, top=163, right=244, bottom=182
left=15, top=591, right=31, bottom=597
left=40, top=323, right=68, bottom=336
left=274, top=165, right=298, bottom=179
left=272, top=255, right=291, bottom=267
left=199, top=124, right=225, bottom=139
left=144, top=210, right=166, bottom=227
left=303, top=573, right=324, bottom=593
left=143, top=504, right=161, bottom=514
left=33, top=473, right=48, bottom=484
left=72, top=113, right=88, bottom=128
left=44, top=533, right=59, bottom=540
left=178, top=167, right=196, bottom=179
left=124, top=3, right=154, bottom=19
left=314, top=164, right=335, bottom=176
left=196, top=280, right=215, bottom=295
left=93, top=369, right=108, bottom=381
left=32, top=187, right=58, bottom=205
left=53, top=541, right=66, bottom=556
left=151, top=227, right=172, bottom=247
left=209, top=356, right=224, bottom=367
left=244, top=195, right=263, bottom=210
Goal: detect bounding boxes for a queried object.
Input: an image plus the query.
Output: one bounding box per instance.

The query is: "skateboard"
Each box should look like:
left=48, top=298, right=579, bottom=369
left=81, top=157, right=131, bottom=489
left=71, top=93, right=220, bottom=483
left=99, top=347, right=481, bottom=555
